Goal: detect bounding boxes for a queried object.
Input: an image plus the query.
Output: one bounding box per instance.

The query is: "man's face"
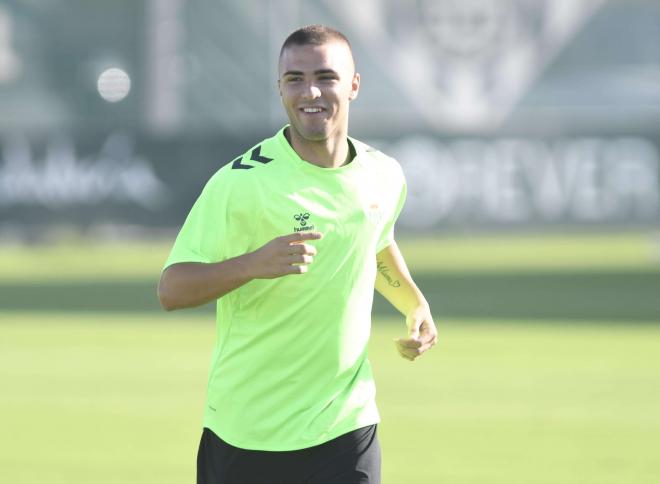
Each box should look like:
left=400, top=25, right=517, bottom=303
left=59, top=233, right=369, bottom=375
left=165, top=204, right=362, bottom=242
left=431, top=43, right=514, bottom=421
left=278, top=41, right=360, bottom=143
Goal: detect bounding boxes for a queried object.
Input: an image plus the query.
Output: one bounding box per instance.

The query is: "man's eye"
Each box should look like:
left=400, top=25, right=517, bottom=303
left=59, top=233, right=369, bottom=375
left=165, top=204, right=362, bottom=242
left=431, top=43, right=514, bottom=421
left=319, top=76, right=337, bottom=81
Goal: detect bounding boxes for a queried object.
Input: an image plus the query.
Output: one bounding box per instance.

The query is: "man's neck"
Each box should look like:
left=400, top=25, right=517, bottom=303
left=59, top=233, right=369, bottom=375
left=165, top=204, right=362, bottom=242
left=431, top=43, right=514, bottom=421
left=285, top=127, right=352, bottom=169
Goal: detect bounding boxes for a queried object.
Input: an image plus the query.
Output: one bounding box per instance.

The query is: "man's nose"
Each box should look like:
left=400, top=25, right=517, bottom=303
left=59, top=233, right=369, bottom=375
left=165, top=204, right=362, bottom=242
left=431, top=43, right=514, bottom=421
left=302, top=82, right=321, bottom=100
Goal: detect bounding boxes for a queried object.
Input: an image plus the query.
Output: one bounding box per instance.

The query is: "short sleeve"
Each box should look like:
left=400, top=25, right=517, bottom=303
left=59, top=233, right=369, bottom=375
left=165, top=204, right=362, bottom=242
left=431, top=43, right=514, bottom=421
left=375, top=173, right=407, bottom=253
left=163, top=171, right=229, bottom=270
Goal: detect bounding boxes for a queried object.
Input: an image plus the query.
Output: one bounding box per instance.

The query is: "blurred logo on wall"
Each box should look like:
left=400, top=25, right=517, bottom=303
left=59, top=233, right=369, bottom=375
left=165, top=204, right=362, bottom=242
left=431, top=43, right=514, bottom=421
left=340, top=0, right=605, bottom=131
left=0, top=132, right=167, bottom=209
left=389, top=136, right=660, bottom=229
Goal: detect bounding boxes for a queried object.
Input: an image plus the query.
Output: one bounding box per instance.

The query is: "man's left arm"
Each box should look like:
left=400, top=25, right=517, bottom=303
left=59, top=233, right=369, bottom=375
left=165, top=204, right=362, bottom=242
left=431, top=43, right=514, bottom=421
left=375, top=241, right=438, bottom=361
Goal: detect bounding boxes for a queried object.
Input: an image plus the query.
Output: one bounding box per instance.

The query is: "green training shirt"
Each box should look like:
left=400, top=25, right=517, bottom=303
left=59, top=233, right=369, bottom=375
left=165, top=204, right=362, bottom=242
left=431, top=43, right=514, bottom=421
left=164, top=126, right=406, bottom=451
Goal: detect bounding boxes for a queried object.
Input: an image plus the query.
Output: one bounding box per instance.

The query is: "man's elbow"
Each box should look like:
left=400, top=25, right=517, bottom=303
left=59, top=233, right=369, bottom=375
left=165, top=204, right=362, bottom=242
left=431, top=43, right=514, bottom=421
left=158, top=288, right=175, bottom=311
left=157, top=276, right=180, bottom=311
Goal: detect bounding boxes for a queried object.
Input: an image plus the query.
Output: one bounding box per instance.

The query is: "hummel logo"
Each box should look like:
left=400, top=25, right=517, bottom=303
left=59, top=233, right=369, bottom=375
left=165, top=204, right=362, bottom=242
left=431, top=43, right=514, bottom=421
left=293, top=212, right=315, bottom=232
left=294, top=213, right=310, bottom=226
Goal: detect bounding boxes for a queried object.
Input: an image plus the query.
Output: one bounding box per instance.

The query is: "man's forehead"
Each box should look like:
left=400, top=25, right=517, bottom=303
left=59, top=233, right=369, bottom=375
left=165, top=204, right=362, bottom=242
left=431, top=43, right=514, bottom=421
left=279, top=41, right=355, bottom=74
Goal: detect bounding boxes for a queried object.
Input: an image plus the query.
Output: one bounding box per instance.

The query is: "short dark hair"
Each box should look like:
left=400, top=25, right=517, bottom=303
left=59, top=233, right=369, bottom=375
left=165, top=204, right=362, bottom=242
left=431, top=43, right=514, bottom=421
left=279, top=24, right=354, bottom=62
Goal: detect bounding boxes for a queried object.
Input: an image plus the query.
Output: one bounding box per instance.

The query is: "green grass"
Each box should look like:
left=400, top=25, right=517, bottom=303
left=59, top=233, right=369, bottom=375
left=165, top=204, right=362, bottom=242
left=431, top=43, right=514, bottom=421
left=2, top=233, right=660, bottom=321
left=1, top=313, right=659, bottom=484
left=2, top=270, right=660, bottom=321
left=398, top=232, right=660, bottom=273
left=2, top=232, right=659, bottom=282
left=1, top=233, right=659, bottom=482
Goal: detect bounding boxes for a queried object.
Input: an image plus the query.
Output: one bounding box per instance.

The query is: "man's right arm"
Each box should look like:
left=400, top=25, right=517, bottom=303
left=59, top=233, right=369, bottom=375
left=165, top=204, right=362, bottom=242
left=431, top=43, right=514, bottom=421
left=157, top=231, right=322, bottom=311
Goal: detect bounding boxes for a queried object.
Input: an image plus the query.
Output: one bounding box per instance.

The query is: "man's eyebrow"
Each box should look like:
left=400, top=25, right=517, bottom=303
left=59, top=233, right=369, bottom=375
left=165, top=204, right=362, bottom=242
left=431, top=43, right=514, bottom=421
left=281, top=69, right=339, bottom=77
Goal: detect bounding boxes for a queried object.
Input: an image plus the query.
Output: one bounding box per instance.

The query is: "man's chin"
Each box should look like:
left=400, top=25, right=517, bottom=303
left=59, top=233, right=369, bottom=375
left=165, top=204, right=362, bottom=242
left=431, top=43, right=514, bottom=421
left=302, top=133, right=329, bottom=142
left=292, top=126, right=330, bottom=143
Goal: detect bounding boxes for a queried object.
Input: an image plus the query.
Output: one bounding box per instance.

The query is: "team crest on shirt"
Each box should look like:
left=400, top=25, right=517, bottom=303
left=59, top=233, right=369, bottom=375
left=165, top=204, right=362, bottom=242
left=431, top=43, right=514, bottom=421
left=293, top=212, right=315, bottom=232
left=365, top=202, right=384, bottom=226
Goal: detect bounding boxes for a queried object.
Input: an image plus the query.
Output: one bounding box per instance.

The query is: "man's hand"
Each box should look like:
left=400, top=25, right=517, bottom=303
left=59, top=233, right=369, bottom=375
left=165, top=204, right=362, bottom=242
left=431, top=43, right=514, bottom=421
left=395, top=305, right=438, bottom=361
left=158, top=231, right=322, bottom=311
left=246, top=232, right=323, bottom=279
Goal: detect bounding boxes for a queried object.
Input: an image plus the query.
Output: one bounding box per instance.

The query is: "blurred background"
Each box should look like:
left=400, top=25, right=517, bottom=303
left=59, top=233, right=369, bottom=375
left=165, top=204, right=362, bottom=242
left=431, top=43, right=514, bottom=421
left=1, top=1, right=659, bottom=483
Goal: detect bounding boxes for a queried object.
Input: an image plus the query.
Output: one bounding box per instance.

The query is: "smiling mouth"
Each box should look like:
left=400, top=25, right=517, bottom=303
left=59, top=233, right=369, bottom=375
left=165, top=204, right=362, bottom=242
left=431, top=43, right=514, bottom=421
left=300, top=107, right=325, bottom=114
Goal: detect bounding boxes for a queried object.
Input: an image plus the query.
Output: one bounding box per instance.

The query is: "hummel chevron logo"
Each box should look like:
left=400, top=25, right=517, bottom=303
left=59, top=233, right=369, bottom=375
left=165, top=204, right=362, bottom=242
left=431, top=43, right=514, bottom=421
left=231, top=145, right=273, bottom=170
left=231, top=156, right=252, bottom=170
left=250, top=146, right=273, bottom=164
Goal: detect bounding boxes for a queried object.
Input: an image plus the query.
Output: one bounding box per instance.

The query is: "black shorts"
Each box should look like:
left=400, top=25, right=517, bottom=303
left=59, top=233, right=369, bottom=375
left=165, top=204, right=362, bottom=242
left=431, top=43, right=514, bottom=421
left=197, top=425, right=381, bottom=484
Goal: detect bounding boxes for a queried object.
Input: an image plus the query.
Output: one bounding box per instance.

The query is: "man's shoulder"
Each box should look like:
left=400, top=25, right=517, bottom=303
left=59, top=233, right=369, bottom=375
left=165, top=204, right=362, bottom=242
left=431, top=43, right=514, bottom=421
left=351, top=137, right=404, bottom=177
left=207, top=131, right=285, bottom=186
left=226, top=133, right=283, bottom=172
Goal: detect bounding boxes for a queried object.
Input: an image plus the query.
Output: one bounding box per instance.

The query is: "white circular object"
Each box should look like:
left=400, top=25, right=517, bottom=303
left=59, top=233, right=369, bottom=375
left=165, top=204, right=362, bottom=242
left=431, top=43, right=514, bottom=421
left=97, top=67, right=131, bottom=102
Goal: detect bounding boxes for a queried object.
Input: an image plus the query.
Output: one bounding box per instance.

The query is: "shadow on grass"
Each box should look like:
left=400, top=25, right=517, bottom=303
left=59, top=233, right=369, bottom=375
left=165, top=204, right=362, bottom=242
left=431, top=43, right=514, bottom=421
left=1, top=270, right=659, bottom=322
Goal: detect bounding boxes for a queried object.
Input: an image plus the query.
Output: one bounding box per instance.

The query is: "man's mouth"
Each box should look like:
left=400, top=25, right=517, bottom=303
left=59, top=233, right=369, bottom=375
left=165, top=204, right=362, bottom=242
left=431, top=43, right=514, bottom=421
left=300, top=107, right=325, bottom=114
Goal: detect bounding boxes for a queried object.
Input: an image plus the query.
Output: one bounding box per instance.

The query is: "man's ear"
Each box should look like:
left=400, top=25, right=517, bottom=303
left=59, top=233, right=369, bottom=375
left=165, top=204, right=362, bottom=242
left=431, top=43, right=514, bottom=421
left=349, top=72, right=360, bottom=101
left=277, top=79, right=282, bottom=97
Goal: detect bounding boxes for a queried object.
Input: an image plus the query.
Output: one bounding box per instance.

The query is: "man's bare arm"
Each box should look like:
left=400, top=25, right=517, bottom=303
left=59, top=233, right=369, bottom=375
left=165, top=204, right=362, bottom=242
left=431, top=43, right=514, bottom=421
left=158, top=232, right=322, bottom=311
left=375, top=241, right=438, bottom=361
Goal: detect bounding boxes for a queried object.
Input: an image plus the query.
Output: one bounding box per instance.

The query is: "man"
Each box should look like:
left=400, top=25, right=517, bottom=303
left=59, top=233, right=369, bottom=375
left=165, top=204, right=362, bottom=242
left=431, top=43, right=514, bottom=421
left=158, top=24, right=437, bottom=484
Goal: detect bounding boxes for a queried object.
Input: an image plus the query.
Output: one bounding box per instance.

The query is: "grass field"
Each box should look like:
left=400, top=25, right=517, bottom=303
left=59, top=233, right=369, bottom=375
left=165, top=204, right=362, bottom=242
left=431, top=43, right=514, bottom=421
left=1, top=314, right=659, bottom=484
left=1, top=232, right=660, bottom=483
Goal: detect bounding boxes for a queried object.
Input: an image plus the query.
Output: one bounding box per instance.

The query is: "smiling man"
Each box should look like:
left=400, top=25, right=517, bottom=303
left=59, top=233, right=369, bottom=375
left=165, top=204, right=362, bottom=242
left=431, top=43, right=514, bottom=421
left=158, top=25, right=437, bottom=484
